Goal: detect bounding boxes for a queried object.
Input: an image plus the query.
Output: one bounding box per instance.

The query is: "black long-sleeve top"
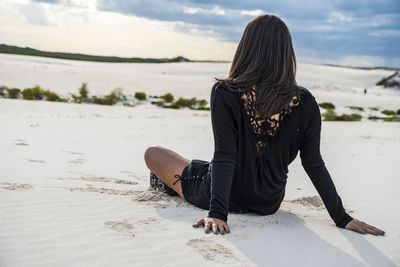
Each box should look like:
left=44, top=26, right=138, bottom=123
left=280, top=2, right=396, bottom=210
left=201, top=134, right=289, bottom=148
left=207, top=81, right=353, bottom=228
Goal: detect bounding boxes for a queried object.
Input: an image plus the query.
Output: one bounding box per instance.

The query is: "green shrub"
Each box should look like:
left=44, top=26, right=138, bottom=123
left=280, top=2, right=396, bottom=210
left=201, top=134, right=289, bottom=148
left=0, top=86, right=8, bottom=97
left=71, top=83, right=90, bottom=103
left=134, top=91, right=147, bottom=100
left=322, top=109, right=337, bottom=121
left=383, top=116, right=400, bottom=122
left=197, top=99, right=208, bottom=107
left=163, top=102, right=181, bottom=109
left=44, top=91, right=62, bottom=102
left=159, top=93, right=174, bottom=102
left=22, top=86, right=45, bottom=100
left=335, top=113, right=362, bottom=121
left=381, top=109, right=396, bottom=115
left=122, top=102, right=135, bottom=107
left=368, top=116, right=385, bottom=120
left=319, top=102, right=335, bottom=109
left=7, top=88, right=21, bottom=99
left=368, top=107, right=379, bottom=111
left=397, top=109, right=400, bottom=115
left=322, top=109, right=362, bottom=121
left=91, top=94, right=117, bottom=105
left=22, top=85, right=63, bottom=102
left=111, top=87, right=126, bottom=101
left=79, top=82, right=89, bottom=99
left=71, top=94, right=82, bottom=103
left=175, top=97, right=197, bottom=108
left=90, top=88, right=126, bottom=105
left=151, top=100, right=165, bottom=107
left=194, top=106, right=210, bottom=111
left=346, top=105, right=364, bottom=111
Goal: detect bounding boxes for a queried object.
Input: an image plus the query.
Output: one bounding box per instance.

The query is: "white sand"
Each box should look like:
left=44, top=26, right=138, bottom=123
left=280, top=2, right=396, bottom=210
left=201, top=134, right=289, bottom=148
left=1, top=53, right=399, bottom=101
left=0, top=55, right=400, bottom=266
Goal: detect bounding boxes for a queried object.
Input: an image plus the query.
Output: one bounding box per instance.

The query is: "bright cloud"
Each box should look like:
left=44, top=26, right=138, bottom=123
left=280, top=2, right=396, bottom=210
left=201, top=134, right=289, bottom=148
left=0, top=0, right=399, bottom=67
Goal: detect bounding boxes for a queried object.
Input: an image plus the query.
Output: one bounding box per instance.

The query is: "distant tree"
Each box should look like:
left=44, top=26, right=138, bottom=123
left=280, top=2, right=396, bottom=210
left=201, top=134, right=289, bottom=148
left=319, top=102, right=335, bottom=109
left=7, top=88, right=21, bottom=99
left=134, top=91, right=147, bottom=100
left=79, top=82, right=89, bottom=99
left=381, top=109, right=396, bottom=115
left=159, top=93, right=174, bottom=102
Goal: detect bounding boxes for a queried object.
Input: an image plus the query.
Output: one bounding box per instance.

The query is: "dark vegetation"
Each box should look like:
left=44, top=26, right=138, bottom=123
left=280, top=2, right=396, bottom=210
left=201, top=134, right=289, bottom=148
left=322, top=109, right=362, bottom=121
left=346, top=105, right=364, bottom=111
left=1, top=83, right=398, bottom=117
left=381, top=109, right=396, bottom=115
left=134, top=92, right=147, bottom=100
left=368, top=116, right=400, bottom=122
left=376, top=71, right=400, bottom=88
left=318, top=103, right=400, bottom=122
left=0, top=83, right=210, bottom=111
left=0, top=44, right=229, bottom=63
left=318, top=102, right=335, bottom=109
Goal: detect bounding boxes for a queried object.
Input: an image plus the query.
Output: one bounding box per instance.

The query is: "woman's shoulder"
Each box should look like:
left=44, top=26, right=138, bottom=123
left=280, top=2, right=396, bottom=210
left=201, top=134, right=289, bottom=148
left=298, top=85, right=314, bottom=99
left=211, top=81, right=242, bottom=106
left=297, top=85, right=318, bottom=108
left=212, top=81, right=241, bottom=95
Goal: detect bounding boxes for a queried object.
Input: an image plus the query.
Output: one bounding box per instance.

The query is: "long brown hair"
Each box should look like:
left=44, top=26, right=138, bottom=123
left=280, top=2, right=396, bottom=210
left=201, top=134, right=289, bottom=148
left=215, top=14, right=298, bottom=120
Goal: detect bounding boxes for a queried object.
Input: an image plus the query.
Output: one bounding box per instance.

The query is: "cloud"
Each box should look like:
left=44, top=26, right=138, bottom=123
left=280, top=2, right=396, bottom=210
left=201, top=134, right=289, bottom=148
left=94, top=0, right=400, bottom=66
left=1, top=0, right=399, bottom=67
left=12, top=1, right=52, bottom=26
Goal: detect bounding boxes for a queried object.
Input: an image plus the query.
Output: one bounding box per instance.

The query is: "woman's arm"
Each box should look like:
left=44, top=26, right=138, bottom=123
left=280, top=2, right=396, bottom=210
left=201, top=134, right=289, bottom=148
left=299, top=97, right=384, bottom=235
left=299, top=98, right=353, bottom=228
left=193, top=82, right=238, bottom=235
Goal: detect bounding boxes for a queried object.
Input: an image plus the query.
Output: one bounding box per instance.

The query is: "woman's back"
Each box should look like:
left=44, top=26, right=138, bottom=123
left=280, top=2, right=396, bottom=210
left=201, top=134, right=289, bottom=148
left=208, top=81, right=352, bottom=228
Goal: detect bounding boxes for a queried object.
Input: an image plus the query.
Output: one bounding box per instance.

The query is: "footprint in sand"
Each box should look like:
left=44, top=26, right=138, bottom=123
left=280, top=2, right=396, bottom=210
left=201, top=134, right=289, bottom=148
left=57, top=176, right=138, bottom=185
left=69, top=186, right=140, bottom=196
left=287, top=195, right=325, bottom=209
left=120, top=170, right=145, bottom=181
left=54, top=176, right=140, bottom=196
left=61, top=150, right=84, bottom=155
left=25, top=158, right=46, bottom=164
left=14, top=142, right=29, bottom=146
left=104, top=217, right=160, bottom=237
left=133, top=187, right=194, bottom=209
left=285, top=195, right=354, bottom=214
left=136, top=217, right=160, bottom=232
left=104, top=220, right=135, bottom=237
left=134, top=187, right=172, bottom=208
left=68, top=158, right=86, bottom=164
left=186, top=238, right=239, bottom=264
left=0, top=182, right=34, bottom=190
left=228, top=213, right=288, bottom=229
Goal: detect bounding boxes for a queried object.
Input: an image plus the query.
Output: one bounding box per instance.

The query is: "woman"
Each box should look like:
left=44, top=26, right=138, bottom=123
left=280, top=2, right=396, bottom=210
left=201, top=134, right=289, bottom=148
left=144, top=14, right=384, bottom=236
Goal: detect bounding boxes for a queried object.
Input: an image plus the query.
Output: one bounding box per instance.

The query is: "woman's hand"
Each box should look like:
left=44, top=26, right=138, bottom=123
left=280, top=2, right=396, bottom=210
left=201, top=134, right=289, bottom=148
left=193, top=217, right=230, bottom=235
left=345, top=218, right=385, bottom=236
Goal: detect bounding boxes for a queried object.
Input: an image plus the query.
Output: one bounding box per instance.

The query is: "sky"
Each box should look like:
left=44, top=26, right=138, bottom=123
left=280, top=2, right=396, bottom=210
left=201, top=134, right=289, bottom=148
left=0, top=0, right=399, bottom=67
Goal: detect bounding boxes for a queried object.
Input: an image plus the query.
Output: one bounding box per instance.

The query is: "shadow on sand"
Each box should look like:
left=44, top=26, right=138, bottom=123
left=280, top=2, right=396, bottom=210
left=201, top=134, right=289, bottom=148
left=155, top=203, right=395, bottom=266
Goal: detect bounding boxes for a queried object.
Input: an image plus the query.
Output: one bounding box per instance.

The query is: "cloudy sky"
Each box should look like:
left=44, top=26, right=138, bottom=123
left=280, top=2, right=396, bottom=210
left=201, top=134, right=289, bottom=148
left=0, top=0, right=399, bottom=67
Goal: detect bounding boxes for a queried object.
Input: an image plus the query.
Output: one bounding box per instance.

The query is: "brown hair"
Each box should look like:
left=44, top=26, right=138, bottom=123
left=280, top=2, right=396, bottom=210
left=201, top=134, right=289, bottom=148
left=215, top=14, right=298, bottom=120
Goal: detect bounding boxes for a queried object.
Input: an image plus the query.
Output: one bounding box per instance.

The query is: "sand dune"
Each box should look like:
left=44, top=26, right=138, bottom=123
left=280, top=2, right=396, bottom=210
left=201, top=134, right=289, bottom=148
left=0, top=54, right=399, bottom=266
left=0, top=96, right=399, bottom=266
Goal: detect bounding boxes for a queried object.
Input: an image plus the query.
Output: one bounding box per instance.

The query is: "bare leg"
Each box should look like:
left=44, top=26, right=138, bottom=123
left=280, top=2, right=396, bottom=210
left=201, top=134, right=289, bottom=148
left=144, top=145, right=190, bottom=199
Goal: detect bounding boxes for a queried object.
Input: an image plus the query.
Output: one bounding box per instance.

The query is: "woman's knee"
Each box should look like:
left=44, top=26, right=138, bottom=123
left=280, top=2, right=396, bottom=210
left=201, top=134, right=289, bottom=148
left=144, top=145, right=163, bottom=165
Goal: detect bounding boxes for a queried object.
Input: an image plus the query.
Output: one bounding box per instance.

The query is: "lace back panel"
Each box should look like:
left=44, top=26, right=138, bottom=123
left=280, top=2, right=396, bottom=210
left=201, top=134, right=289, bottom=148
left=239, top=87, right=302, bottom=157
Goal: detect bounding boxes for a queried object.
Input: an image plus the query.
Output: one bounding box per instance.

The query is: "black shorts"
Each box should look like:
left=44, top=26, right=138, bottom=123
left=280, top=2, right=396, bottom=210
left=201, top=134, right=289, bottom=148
left=180, top=159, right=251, bottom=214
left=180, top=159, right=212, bottom=210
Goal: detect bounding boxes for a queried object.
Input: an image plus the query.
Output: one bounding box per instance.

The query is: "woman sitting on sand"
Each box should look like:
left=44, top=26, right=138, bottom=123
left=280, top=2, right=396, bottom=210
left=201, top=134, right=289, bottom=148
left=144, top=14, right=384, bottom=236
